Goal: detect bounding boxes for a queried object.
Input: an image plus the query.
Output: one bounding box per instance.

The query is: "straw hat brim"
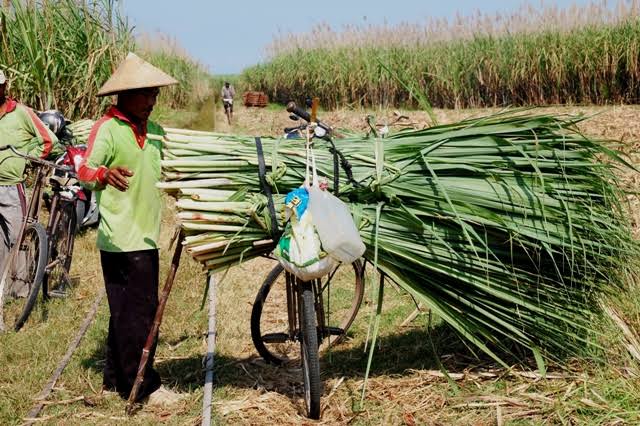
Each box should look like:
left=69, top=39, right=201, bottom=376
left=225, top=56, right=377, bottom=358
left=97, top=52, right=178, bottom=97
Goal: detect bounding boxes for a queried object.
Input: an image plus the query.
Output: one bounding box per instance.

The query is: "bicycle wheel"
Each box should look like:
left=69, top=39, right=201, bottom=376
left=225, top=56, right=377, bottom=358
left=320, top=260, right=365, bottom=348
left=5, top=223, right=48, bottom=331
left=250, top=260, right=364, bottom=365
left=43, top=200, right=76, bottom=296
left=74, top=198, right=86, bottom=232
left=299, top=280, right=321, bottom=419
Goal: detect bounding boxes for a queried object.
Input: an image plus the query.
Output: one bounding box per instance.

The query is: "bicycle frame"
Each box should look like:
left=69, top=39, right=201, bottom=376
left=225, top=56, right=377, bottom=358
left=0, top=146, right=75, bottom=325
left=251, top=103, right=369, bottom=419
left=284, top=271, right=346, bottom=344
left=8, top=146, right=75, bottom=262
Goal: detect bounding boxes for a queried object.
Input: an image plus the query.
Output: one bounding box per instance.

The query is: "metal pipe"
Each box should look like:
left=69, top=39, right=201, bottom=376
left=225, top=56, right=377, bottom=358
left=201, top=273, right=217, bottom=426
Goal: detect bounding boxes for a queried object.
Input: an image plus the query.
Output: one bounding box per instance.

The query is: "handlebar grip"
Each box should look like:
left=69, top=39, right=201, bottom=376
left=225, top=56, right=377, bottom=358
left=286, top=102, right=311, bottom=122
left=286, top=101, right=333, bottom=134
left=0, top=145, right=13, bottom=151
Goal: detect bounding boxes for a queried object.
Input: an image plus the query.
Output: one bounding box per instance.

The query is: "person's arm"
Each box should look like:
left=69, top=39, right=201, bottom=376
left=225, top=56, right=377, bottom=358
left=230, top=86, right=236, bottom=98
left=78, top=119, right=112, bottom=191
left=20, top=106, right=61, bottom=158
left=79, top=118, right=136, bottom=192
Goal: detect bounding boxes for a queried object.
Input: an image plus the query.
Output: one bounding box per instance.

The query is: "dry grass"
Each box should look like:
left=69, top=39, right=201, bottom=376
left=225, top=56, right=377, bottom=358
left=2, top=105, right=640, bottom=425
left=266, top=1, right=640, bottom=55
left=244, top=1, right=640, bottom=108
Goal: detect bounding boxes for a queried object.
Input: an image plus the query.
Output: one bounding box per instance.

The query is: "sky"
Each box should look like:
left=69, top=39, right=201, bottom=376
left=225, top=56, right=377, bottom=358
left=121, top=0, right=597, bottom=75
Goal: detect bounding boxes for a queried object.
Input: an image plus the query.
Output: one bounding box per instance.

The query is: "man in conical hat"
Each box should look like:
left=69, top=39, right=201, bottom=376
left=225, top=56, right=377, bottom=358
left=78, top=52, right=182, bottom=406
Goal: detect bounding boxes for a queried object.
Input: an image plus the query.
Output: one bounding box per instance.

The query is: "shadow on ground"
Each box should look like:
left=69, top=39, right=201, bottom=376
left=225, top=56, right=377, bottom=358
left=80, top=323, right=538, bottom=399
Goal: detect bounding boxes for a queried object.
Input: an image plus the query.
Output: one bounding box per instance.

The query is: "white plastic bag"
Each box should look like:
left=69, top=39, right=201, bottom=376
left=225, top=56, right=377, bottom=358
left=274, top=187, right=337, bottom=281
left=308, top=186, right=365, bottom=264
left=306, top=141, right=366, bottom=264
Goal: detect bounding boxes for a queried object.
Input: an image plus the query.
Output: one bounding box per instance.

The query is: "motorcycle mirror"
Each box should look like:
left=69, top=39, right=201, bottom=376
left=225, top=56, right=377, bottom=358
left=289, top=114, right=300, bottom=121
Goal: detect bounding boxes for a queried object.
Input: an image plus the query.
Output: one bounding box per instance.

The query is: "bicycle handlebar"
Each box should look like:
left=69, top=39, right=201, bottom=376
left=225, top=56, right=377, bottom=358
left=286, top=101, right=312, bottom=122
left=286, top=101, right=332, bottom=134
left=0, top=145, right=75, bottom=174
left=284, top=125, right=303, bottom=134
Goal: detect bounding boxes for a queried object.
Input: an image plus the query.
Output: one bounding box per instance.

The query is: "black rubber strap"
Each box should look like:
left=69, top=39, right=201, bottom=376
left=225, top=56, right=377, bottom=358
left=332, top=146, right=340, bottom=196
left=327, top=140, right=360, bottom=193
left=255, top=137, right=279, bottom=238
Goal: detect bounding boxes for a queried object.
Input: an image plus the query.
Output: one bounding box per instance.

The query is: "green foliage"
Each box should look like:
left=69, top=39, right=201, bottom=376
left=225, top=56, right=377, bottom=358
left=160, top=111, right=640, bottom=364
left=139, top=50, right=213, bottom=110
left=0, top=0, right=212, bottom=119
left=1, top=0, right=132, bottom=118
left=242, top=19, right=640, bottom=109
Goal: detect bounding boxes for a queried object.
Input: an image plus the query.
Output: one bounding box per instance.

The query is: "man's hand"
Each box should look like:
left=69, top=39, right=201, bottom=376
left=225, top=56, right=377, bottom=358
left=105, top=166, right=134, bottom=192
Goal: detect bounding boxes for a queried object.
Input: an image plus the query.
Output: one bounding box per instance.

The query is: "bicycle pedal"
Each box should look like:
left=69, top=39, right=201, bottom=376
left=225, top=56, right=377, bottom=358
left=261, top=333, right=290, bottom=343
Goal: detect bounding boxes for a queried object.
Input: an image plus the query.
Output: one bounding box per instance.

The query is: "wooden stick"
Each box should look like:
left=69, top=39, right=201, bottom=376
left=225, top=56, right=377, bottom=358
left=40, top=396, right=86, bottom=406
left=400, top=303, right=426, bottom=327
left=126, top=231, right=185, bottom=413
left=201, top=273, right=217, bottom=426
left=23, top=290, right=105, bottom=425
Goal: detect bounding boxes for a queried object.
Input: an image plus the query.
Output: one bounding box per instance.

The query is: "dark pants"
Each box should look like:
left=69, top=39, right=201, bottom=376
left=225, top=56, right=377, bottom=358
left=100, top=249, right=161, bottom=401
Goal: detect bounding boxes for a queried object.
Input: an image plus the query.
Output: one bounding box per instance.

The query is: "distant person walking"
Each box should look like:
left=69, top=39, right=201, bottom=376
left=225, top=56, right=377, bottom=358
left=221, top=81, right=235, bottom=123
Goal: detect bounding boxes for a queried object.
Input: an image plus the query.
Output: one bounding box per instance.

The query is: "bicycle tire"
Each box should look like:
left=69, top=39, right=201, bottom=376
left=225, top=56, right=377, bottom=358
left=11, top=223, right=48, bottom=331
left=74, top=199, right=85, bottom=232
left=43, top=200, right=76, bottom=295
left=250, top=260, right=364, bottom=365
left=299, top=280, right=321, bottom=419
left=250, top=264, right=288, bottom=365
left=322, top=260, right=365, bottom=348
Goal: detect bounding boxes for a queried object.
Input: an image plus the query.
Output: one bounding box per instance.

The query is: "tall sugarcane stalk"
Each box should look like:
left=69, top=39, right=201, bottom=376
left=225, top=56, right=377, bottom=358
left=159, top=111, right=638, bottom=363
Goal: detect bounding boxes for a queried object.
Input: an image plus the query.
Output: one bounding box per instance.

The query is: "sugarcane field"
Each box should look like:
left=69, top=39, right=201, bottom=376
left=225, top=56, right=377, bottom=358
left=5, top=0, right=640, bottom=425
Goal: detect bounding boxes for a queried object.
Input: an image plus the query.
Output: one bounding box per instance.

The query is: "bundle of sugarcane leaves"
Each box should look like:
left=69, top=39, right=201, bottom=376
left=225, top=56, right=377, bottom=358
left=159, top=110, right=639, bottom=366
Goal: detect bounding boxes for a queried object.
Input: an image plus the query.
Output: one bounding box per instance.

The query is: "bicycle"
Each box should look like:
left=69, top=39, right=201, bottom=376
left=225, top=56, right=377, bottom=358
left=250, top=101, right=365, bottom=419
left=223, top=98, right=233, bottom=124
left=0, top=145, right=80, bottom=331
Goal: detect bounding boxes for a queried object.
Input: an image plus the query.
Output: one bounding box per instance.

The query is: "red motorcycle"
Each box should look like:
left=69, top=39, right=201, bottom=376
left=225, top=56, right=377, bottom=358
left=39, top=111, right=99, bottom=232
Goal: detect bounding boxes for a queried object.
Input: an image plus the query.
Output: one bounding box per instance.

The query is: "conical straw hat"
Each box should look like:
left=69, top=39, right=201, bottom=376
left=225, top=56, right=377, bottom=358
left=97, top=52, right=178, bottom=97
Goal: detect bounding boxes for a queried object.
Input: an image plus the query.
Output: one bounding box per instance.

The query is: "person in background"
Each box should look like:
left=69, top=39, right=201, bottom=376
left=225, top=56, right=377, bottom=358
left=221, top=81, right=235, bottom=120
left=78, top=52, right=182, bottom=406
left=0, top=69, right=59, bottom=298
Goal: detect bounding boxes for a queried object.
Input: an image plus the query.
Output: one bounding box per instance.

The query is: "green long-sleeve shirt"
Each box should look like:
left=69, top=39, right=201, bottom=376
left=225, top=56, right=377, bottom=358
left=78, top=106, right=164, bottom=252
left=0, top=98, right=60, bottom=185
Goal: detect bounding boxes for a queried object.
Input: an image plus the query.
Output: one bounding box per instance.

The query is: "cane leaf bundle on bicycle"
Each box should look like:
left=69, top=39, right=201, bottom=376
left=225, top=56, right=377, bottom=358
left=158, top=110, right=639, bottom=364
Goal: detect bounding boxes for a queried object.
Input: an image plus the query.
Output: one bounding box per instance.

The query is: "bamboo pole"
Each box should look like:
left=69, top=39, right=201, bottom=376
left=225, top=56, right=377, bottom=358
left=201, top=273, right=216, bottom=426
left=126, top=231, right=184, bottom=413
